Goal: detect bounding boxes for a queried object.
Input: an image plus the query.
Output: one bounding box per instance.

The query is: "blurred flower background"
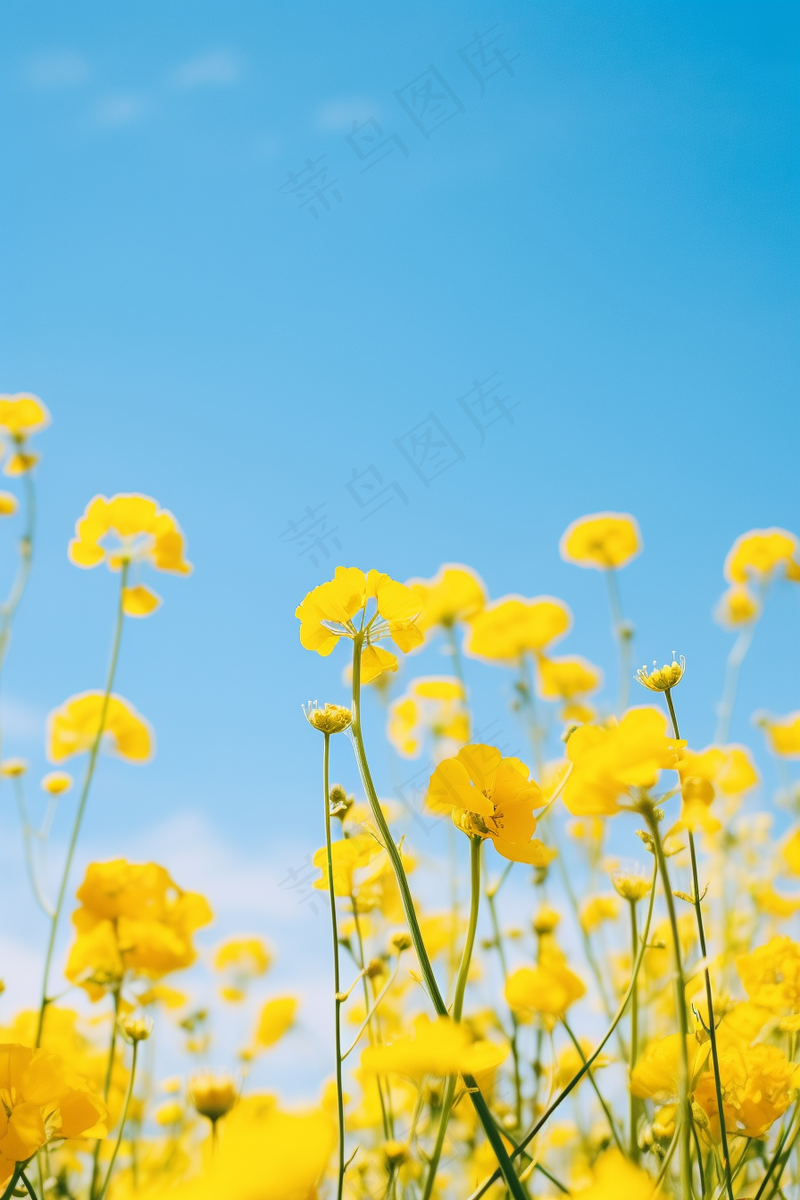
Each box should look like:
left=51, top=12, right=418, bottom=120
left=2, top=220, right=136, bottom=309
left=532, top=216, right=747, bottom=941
left=0, top=2, right=798, bottom=1197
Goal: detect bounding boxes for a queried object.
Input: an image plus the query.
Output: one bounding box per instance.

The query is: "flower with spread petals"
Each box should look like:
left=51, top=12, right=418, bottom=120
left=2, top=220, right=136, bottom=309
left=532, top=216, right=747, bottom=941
left=464, top=595, right=571, bottom=663
left=575, top=1150, right=661, bottom=1200
left=562, top=707, right=684, bottom=816
left=405, top=563, right=487, bottom=637
left=0, top=1043, right=107, bottom=1183
left=694, top=1043, right=800, bottom=1138
left=714, top=584, right=760, bottom=628
left=724, top=527, right=800, bottom=584
left=303, top=702, right=352, bottom=735
left=47, top=692, right=153, bottom=763
left=537, top=654, right=602, bottom=701
left=755, top=710, right=800, bottom=759
left=296, top=567, right=423, bottom=684
left=387, top=676, right=468, bottom=760
left=674, top=743, right=759, bottom=834
left=69, top=493, right=191, bottom=617
left=65, top=859, right=213, bottom=1001
left=636, top=655, right=685, bottom=692
left=426, top=744, right=548, bottom=863
left=505, top=958, right=585, bottom=1020
left=360, top=1014, right=507, bottom=1080
left=630, top=1034, right=710, bottom=1102
left=559, top=512, right=641, bottom=570
left=214, top=937, right=271, bottom=979
left=0, top=393, right=50, bottom=477
left=736, top=937, right=800, bottom=1020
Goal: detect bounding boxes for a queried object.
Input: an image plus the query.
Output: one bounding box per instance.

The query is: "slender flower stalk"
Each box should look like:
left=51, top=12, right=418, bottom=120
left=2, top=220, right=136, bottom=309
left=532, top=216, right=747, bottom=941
left=422, top=834, right=482, bottom=1200
left=349, top=634, right=528, bottom=1200
left=715, top=619, right=758, bottom=744
left=96, top=1036, right=140, bottom=1200
left=36, top=562, right=129, bottom=1048
left=485, top=864, right=523, bottom=1129
left=468, top=861, right=658, bottom=1200
left=562, top=1018, right=624, bottom=1153
left=322, top=732, right=346, bottom=1200
left=628, top=898, right=641, bottom=1160
left=605, top=567, right=632, bottom=714
left=664, top=685, right=735, bottom=1200
left=13, top=776, right=53, bottom=917
left=0, top=470, right=35, bottom=684
left=90, top=986, right=122, bottom=1200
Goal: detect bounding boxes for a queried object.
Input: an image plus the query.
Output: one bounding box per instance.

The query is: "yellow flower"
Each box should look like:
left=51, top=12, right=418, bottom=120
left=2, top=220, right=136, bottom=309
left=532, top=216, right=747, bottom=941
left=40, top=771, right=73, bottom=795
left=464, top=595, right=571, bottom=662
left=635, top=655, right=685, bottom=692
left=254, top=997, right=298, bottom=1049
left=0, top=394, right=50, bottom=477
left=303, top=702, right=352, bottom=734
left=610, top=861, right=651, bottom=902
left=138, top=984, right=187, bottom=1009
left=505, top=960, right=585, bottom=1019
left=214, top=937, right=271, bottom=978
left=579, top=894, right=619, bottom=933
left=0, top=758, right=27, bottom=777
left=756, top=710, right=800, bottom=758
left=0, top=1043, right=107, bottom=1184
left=559, top=512, right=642, bottom=570
left=537, top=654, right=602, bottom=700
left=69, top=494, right=191, bottom=617
left=387, top=676, right=468, bottom=759
left=405, top=563, right=487, bottom=635
left=360, top=1014, right=507, bottom=1079
left=562, top=707, right=684, bottom=815
left=312, top=833, right=384, bottom=896
left=188, top=1072, right=238, bottom=1123
left=556, top=1039, right=610, bottom=1088
left=736, top=937, right=800, bottom=1017
left=296, top=567, right=423, bottom=683
left=784, top=825, right=800, bottom=876
left=714, top=584, right=760, bottom=628
left=117, top=1013, right=153, bottom=1043
left=675, top=743, right=759, bottom=834
left=724, top=527, right=800, bottom=583
left=576, top=1150, right=660, bottom=1199
left=630, top=1034, right=709, bottom=1101
left=694, top=1043, right=800, bottom=1138
left=65, top=859, right=213, bottom=1000
left=426, top=744, right=548, bottom=863
left=0, top=494, right=17, bottom=517
left=47, top=692, right=153, bottom=762
left=155, top=1099, right=183, bottom=1126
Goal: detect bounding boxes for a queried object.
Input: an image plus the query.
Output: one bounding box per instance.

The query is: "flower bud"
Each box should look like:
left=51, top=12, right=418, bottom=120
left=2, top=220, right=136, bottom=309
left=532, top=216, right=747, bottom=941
left=118, top=1013, right=154, bottom=1043
left=303, top=702, right=352, bottom=735
left=189, top=1071, right=238, bottom=1123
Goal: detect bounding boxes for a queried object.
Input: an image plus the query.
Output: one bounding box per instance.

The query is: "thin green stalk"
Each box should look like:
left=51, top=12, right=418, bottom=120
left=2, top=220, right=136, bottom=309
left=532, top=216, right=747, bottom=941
left=715, top=623, right=756, bottom=745
left=644, top=804, right=693, bottom=1199
left=665, top=687, right=734, bottom=1200
left=96, top=1038, right=139, bottom=1200
left=628, top=899, right=641, bottom=1161
left=14, top=776, right=53, bottom=916
left=421, top=834, right=481, bottom=1200
left=468, top=861, right=657, bottom=1200
left=444, top=622, right=467, bottom=693
left=19, top=1171, right=39, bottom=1200
left=605, top=567, right=632, bottom=714
left=0, top=470, right=35, bottom=674
left=349, top=636, right=528, bottom=1200
left=518, top=654, right=544, bottom=777
left=561, top=1018, right=624, bottom=1154
left=754, top=1103, right=800, bottom=1200
left=486, top=871, right=523, bottom=1129
left=90, top=986, right=122, bottom=1200
left=0, top=1167, right=21, bottom=1200
left=36, top=562, right=129, bottom=1048
left=322, top=733, right=346, bottom=1200
left=351, top=898, right=392, bottom=1141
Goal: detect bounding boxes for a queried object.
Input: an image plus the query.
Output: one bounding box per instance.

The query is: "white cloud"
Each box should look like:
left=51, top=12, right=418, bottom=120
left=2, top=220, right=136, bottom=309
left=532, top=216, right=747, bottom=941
left=92, top=94, right=149, bottom=129
left=170, top=51, right=243, bottom=90
left=315, top=96, right=381, bottom=133
left=23, top=49, right=89, bottom=89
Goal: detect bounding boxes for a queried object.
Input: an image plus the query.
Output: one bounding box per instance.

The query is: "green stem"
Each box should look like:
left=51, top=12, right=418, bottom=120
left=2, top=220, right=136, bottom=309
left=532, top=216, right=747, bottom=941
left=519, top=654, right=544, bottom=777
left=754, top=1103, right=800, bottom=1199
left=644, top=803, right=693, bottom=1199
left=468, top=861, right=658, bottom=1200
left=628, top=899, right=641, bottom=1161
left=562, top=1018, right=624, bottom=1153
left=422, top=835, right=482, bottom=1200
left=665, top=686, right=734, bottom=1200
left=351, top=898, right=392, bottom=1141
left=90, top=987, right=121, bottom=1199
left=96, top=1038, right=139, bottom=1200
left=486, top=871, right=523, bottom=1130
left=444, top=622, right=467, bottom=693
left=19, top=1171, right=39, bottom=1200
left=14, top=776, right=53, bottom=916
left=349, top=636, right=527, bottom=1200
left=36, top=562, right=129, bottom=1048
left=322, top=733, right=345, bottom=1200
left=715, top=623, right=756, bottom=744
left=0, top=1167, right=21, bottom=1200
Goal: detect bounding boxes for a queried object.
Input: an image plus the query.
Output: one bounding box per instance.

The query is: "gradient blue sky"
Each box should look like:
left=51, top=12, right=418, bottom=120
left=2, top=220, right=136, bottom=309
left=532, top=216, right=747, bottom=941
left=1, top=0, right=798, bottom=1093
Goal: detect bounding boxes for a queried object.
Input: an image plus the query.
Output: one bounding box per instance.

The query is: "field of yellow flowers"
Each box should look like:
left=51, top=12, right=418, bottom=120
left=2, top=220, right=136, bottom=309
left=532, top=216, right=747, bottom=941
left=1, top=390, right=799, bottom=1199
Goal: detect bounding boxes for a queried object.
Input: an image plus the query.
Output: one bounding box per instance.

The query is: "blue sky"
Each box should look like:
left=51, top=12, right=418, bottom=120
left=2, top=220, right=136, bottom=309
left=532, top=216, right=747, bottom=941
left=0, top=0, right=798, bottom=1094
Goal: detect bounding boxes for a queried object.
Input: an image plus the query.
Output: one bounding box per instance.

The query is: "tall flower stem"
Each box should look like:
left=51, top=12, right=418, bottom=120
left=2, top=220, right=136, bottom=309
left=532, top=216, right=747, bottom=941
left=444, top=623, right=467, bottom=693
left=628, top=898, right=641, bottom=1161
left=664, top=686, right=734, bottom=1200
left=485, top=869, right=523, bottom=1129
left=90, top=985, right=121, bottom=1200
left=562, top=1018, right=624, bottom=1153
left=468, top=862, right=658, bottom=1200
left=605, top=567, right=632, bottom=714
left=35, top=563, right=129, bottom=1048
left=642, top=802, right=693, bottom=1199
left=322, top=733, right=346, bottom=1200
left=96, top=1037, right=139, bottom=1200
left=715, top=622, right=757, bottom=744
left=0, top=471, right=36, bottom=758
left=349, top=636, right=527, bottom=1200
left=422, top=834, right=481, bottom=1200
